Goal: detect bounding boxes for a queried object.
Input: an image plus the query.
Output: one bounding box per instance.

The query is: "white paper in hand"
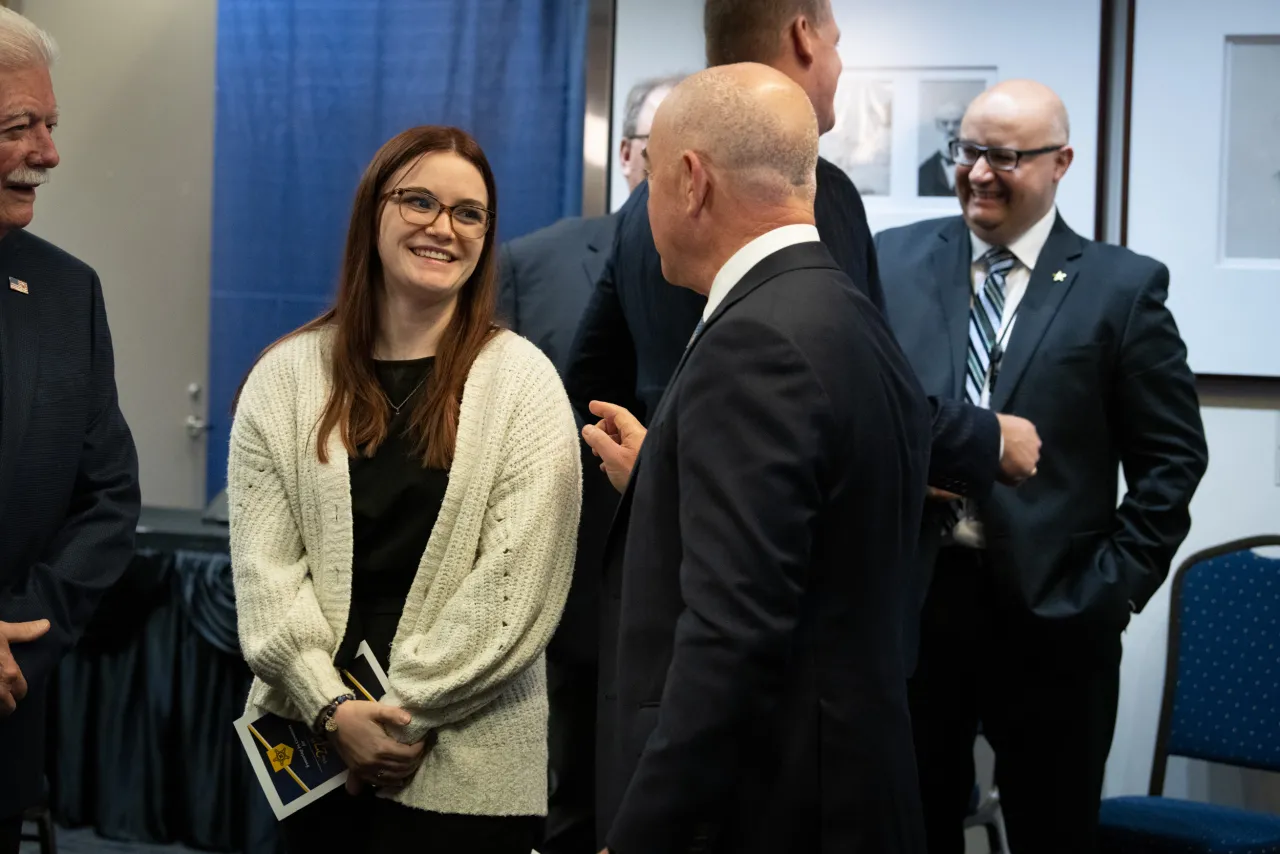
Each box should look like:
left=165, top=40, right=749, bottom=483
left=233, top=641, right=392, bottom=820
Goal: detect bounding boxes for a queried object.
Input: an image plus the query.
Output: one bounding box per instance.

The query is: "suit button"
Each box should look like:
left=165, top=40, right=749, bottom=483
left=604, top=692, right=616, bottom=701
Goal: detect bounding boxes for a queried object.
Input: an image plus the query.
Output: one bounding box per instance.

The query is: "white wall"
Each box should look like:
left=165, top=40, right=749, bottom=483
left=16, top=0, right=216, bottom=509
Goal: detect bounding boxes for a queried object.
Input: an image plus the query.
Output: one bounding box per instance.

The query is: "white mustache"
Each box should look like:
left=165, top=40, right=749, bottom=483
left=6, top=167, right=47, bottom=186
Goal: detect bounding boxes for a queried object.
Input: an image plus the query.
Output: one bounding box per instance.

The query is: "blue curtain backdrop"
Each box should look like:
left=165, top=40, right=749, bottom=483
left=207, top=0, right=588, bottom=499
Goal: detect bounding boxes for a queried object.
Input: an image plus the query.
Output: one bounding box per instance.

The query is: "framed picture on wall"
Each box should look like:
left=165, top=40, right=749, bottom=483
left=819, top=67, right=998, bottom=208
left=607, top=0, right=1105, bottom=236
left=1128, top=2, right=1280, bottom=377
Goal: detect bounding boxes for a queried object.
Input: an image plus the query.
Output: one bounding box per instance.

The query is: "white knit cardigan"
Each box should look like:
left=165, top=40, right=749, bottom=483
left=227, top=326, right=581, bottom=817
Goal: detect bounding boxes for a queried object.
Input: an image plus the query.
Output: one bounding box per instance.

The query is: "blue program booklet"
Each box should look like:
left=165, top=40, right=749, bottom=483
left=234, top=641, right=397, bottom=819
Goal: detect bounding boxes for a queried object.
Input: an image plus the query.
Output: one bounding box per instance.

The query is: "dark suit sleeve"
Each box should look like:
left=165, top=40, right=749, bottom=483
left=1093, top=264, right=1207, bottom=615
left=497, top=242, right=519, bottom=332
left=563, top=224, right=640, bottom=424
left=928, top=397, right=1001, bottom=499
left=2, top=272, right=141, bottom=685
left=607, top=317, right=827, bottom=853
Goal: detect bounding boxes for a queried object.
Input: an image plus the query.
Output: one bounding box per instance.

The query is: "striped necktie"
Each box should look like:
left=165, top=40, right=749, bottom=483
left=965, top=247, right=1016, bottom=404
left=948, top=246, right=1016, bottom=539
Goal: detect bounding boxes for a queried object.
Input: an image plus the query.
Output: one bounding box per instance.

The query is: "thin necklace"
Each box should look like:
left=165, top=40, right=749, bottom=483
left=385, top=376, right=427, bottom=415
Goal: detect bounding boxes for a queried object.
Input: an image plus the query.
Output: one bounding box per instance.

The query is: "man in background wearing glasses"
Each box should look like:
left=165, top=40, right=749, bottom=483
left=876, top=78, right=1208, bottom=854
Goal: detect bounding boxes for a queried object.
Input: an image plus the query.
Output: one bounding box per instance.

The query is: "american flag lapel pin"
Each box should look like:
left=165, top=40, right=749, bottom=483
left=8, top=276, right=27, bottom=294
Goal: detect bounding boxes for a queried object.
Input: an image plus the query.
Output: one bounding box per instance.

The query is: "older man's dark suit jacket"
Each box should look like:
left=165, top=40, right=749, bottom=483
left=877, top=214, right=1208, bottom=625
left=565, top=162, right=1000, bottom=507
left=597, top=241, right=931, bottom=854
left=0, top=229, right=140, bottom=816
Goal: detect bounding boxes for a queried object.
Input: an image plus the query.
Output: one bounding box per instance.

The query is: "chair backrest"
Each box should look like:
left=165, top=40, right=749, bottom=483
left=1149, top=536, right=1280, bottom=795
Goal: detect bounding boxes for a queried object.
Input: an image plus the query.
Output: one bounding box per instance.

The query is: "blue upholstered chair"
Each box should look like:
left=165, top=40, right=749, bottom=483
left=1098, top=536, right=1280, bottom=854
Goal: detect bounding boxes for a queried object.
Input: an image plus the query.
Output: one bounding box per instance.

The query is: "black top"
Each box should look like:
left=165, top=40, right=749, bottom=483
left=335, top=356, right=449, bottom=672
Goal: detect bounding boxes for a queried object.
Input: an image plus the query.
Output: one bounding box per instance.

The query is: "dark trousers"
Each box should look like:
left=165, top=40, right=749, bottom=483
left=908, top=547, right=1122, bottom=854
left=541, top=656, right=598, bottom=854
left=0, top=813, right=19, bottom=854
left=281, top=787, right=540, bottom=854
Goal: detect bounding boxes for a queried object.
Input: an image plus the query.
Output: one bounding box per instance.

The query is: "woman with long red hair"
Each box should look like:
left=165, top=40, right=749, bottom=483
left=227, top=126, right=581, bottom=852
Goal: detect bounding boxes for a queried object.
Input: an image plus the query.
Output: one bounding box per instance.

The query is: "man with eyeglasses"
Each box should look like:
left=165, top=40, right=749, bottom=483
left=876, top=78, right=1208, bottom=854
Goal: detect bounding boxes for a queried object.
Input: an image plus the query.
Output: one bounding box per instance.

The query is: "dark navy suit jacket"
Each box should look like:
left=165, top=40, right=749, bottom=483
left=598, top=241, right=930, bottom=854
left=0, top=229, right=140, bottom=815
left=878, top=213, right=1208, bottom=625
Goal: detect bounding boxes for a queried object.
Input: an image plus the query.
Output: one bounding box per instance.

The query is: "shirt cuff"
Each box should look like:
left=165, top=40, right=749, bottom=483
left=998, top=435, right=1005, bottom=463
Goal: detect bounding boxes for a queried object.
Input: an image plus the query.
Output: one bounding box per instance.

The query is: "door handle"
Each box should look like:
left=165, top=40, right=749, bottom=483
left=185, top=414, right=211, bottom=440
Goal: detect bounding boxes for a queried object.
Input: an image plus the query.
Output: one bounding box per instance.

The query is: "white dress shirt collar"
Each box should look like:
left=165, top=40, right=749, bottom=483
left=969, top=204, right=1058, bottom=271
left=703, top=224, right=821, bottom=321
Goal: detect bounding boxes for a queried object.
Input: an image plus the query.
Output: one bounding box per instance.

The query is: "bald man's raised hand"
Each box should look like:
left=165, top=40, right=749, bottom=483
left=581, top=401, right=646, bottom=494
left=0, top=619, right=50, bottom=717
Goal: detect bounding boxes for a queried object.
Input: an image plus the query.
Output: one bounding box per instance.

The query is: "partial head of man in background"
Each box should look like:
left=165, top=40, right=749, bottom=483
left=619, top=75, right=683, bottom=193
left=0, top=7, right=58, bottom=239
left=643, top=62, right=819, bottom=292
left=704, top=0, right=841, bottom=134
left=955, top=79, right=1073, bottom=247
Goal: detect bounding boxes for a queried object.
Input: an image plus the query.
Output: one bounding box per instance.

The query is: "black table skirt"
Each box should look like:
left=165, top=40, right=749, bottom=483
left=45, top=547, right=281, bottom=854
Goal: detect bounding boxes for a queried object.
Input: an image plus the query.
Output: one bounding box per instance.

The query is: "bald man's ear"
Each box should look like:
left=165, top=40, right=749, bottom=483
left=789, top=17, right=817, bottom=67
left=683, top=151, right=712, bottom=218
left=1052, top=145, right=1075, bottom=183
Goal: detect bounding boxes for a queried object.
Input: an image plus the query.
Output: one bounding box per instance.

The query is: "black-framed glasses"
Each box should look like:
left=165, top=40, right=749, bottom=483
left=948, top=139, right=1065, bottom=172
left=384, top=188, right=493, bottom=239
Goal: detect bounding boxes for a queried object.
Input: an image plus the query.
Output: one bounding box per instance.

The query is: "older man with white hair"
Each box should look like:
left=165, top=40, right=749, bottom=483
left=0, top=10, right=139, bottom=848
left=594, top=63, right=930, bottom=854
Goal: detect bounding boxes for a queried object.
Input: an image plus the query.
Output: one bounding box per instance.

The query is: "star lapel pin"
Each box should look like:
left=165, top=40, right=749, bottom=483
left=8, top=276, right=27, bottom=294
left=1052, top=270, right=1067, bottom=283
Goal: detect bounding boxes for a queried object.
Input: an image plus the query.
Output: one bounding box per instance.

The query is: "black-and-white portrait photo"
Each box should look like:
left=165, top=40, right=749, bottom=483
left=917, top=79, right=986, bottom=197
left=1223, top=38, right=1280, bottom=260
left=819, top=76, right=893, bottom=196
